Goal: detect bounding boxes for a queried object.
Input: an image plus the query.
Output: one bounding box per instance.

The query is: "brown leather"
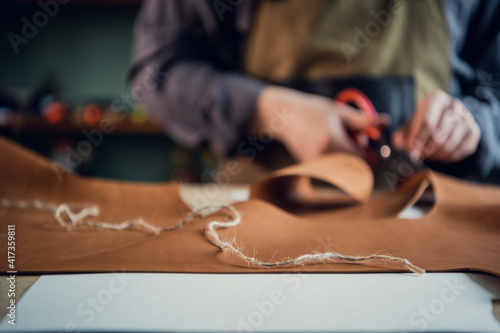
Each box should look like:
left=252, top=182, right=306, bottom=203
left=0, top=137, right=499, bottom=275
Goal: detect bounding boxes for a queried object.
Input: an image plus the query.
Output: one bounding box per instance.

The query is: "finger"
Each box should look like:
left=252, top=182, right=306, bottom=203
left=425, top=99, right=476, bottom=161
left=334, top=102, right=390, bottom=131
left=391, top=124, right=407, bottom=150
left=406, top=90, right=450, bottom=153
left=427, top=121, right=468, bottom=162
left=410, top=130, right=430, bottom=161
left=332, top=129, right=367, bottom=158
left=440, top=120, right=481, bottom=163
left=373, top=113, right=392, bottom=127
left=327, top=112, right=366, bottom=158
left=440, top=132, right=473, bottom=163
left=423, top=128, right=453, bottom=161
left=421, top=109, right=457, bottom=160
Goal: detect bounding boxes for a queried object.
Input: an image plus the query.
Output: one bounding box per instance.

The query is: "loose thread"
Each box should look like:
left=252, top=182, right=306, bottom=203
left=0, top=198, right=425, bottom=274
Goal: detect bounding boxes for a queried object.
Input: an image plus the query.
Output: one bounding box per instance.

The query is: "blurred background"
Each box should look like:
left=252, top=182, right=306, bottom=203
left=0, top=0, right=216, bottom=182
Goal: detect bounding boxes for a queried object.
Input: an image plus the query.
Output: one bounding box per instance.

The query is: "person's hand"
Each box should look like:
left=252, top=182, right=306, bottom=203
left=392, top=90, right=481, bottom=163
left=251, top=86, right=389, bottom=162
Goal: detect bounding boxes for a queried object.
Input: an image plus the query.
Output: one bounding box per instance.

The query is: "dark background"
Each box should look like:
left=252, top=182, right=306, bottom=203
left=0, top=0, right=216, bottom=182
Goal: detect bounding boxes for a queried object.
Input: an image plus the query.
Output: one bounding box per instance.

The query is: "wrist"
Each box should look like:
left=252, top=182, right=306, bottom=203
left=250, top=86, right=290, bottom=138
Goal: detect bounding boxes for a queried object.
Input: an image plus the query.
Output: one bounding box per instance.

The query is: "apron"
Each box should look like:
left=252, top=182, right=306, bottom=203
left=244, top=0, right=450, bottom=102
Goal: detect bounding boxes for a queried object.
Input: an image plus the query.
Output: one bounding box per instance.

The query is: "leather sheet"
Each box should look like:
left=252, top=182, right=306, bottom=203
left=0, top=137, right=499, bottom=275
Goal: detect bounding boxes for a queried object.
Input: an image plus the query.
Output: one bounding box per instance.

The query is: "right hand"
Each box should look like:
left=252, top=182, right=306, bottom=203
left=251, top=86, right=390, bottom=162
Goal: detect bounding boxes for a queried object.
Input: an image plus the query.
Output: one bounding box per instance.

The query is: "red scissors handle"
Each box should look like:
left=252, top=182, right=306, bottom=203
left=335, top=88, right=381, bottom=141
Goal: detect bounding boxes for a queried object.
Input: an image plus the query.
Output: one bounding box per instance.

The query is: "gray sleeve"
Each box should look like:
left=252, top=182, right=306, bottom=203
left=444, top=0, right=500, bottom=182
left=128, top=0, right=267, bottom=157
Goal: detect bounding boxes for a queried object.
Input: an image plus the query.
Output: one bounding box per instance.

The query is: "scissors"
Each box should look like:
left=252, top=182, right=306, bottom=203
left=335, top=88, right=423, bottom=178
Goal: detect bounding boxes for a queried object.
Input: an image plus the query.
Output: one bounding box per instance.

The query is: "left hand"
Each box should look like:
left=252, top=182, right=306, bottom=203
left=392, top=90, right=481, bottom=163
